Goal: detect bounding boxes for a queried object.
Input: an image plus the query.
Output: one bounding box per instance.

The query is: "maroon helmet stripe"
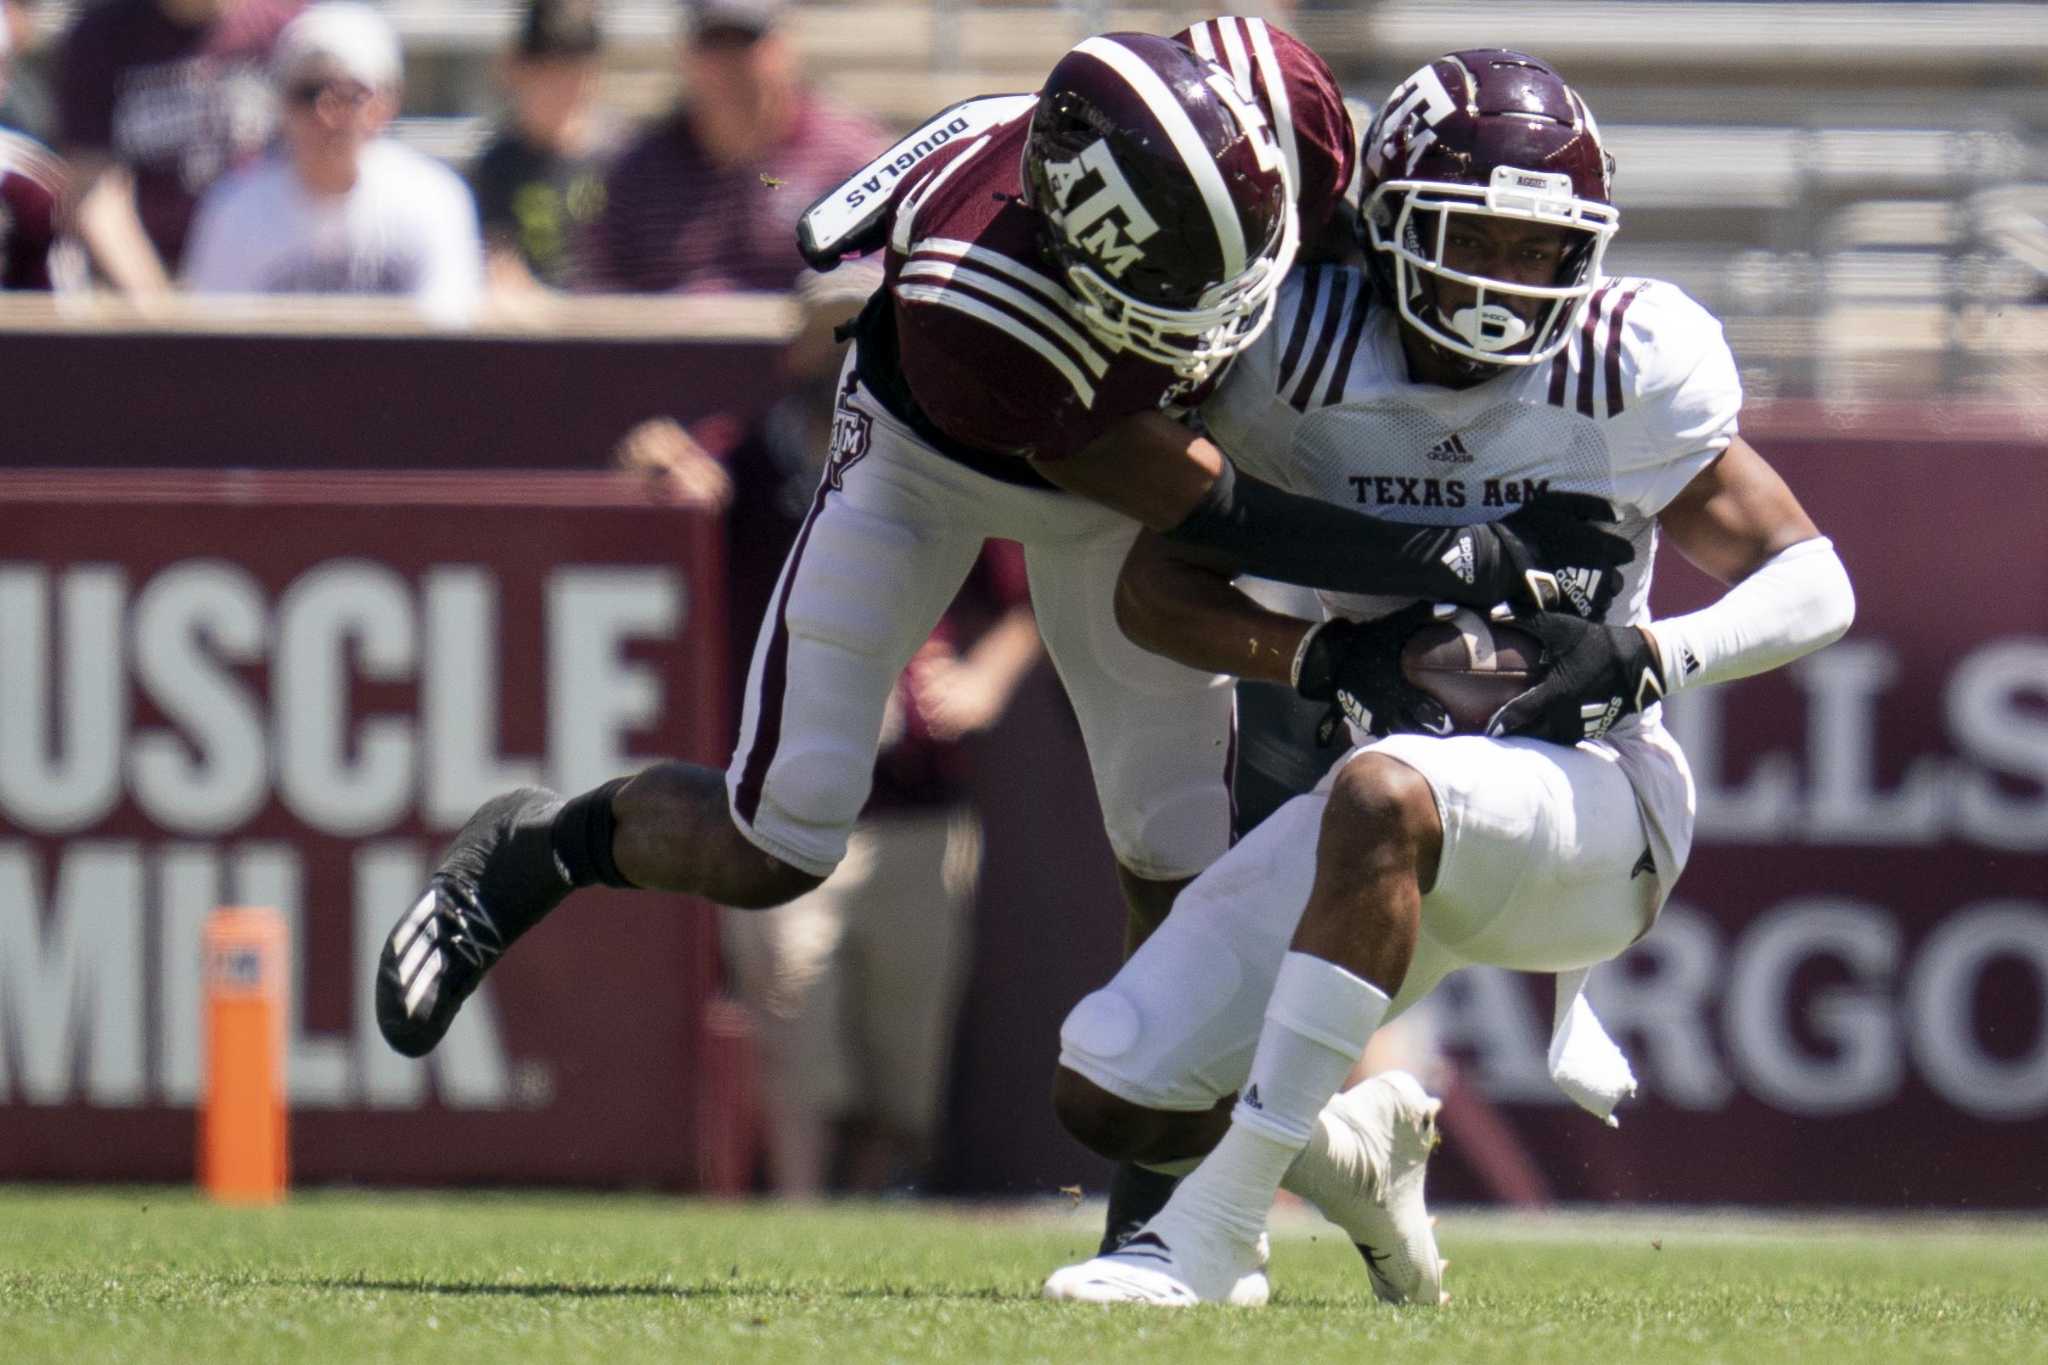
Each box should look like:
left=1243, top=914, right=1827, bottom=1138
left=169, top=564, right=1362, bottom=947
left=1290, top=272, right=1351, bottom=411
left=1323, top=279, right=1373, bottom=405
left=1276, top=266, right=1325, bottom=396
left=1603, top=284, right=1646, bottom=418
left=1575, top=285, right=1614, bottom=418
left=733, top=478, right=835, bottom=826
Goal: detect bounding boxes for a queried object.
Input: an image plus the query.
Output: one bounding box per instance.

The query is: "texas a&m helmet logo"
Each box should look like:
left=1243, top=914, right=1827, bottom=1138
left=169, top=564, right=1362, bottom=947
left=1039, top=140, right=1159, bottom=280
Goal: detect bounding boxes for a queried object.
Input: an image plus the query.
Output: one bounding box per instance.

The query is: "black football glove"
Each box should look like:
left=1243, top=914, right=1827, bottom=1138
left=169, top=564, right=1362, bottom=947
left=1414, top=493, right=1633, bottom=619
left=1293, top=602, right=1450, bottom=743
left=1485, top=613, right=1667, bottom=744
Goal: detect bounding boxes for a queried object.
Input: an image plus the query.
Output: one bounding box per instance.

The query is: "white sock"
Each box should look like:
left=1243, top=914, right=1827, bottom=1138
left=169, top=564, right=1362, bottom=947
left=1154, top=952, right=1390, bottom=1246
left=1281, top=1108, right=1373, bottom=1239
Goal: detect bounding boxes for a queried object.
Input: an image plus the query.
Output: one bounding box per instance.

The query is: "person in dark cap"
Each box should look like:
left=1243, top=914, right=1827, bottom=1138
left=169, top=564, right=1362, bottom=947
left=468, top=0, right=611, bottom=291
left=571, top=0, right=882, bottom=293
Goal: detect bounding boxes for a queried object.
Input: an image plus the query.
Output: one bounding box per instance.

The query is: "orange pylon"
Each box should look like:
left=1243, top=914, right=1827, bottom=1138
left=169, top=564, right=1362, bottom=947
left=200, top=907, right=288, bottom=1204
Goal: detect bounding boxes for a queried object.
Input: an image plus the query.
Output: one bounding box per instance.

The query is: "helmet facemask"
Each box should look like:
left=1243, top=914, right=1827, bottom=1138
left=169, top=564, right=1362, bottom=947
left=1365, top=164, right=1617, bottom=368
left=1048, top=190, right=1298, bottom=384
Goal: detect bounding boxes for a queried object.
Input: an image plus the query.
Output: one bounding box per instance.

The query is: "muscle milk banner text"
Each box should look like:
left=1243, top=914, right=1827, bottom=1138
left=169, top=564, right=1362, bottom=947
left=0, top=472, right=730, bottom=1185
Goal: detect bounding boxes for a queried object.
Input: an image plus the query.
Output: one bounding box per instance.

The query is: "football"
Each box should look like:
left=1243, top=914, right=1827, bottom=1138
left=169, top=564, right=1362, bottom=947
left=1399, top=608, right=1545, bottom=734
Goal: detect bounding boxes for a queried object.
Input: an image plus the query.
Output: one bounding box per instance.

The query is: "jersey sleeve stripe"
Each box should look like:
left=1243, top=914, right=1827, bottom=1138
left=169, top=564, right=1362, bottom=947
left=898, top=257, right=1109, bottom=378
left=1241, top=18, right=1303, bottom=204
left=1547, top=325, right=1573, bottom=408
left=913, top=237, right=1097, bottom=337
left=1602, top=283, right=1648, bottom=418
left=896, top=282, right=1099, bottom=407
left=1575, top=284, right=1617, bottom=418
left=1290, top=271, right=1354, bottom=411
left=1276, top=264, right=1326, bottom=396
left=0, top=131, right=65, bottom=194
left=1075, top=35, right=1247, bottom=278
left=1183, top=19, right=1218, bottom=61
left=1323, top=278, right=1373, bottom=406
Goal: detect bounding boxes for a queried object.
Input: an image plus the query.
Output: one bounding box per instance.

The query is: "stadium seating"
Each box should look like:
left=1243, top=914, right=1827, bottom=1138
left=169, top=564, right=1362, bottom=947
left=15, top=0, right=2046, bottom=401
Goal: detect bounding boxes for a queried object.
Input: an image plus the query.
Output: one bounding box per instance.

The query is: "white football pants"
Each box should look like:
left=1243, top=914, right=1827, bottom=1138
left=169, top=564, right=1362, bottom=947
left=725, top=354, right=1236, bottom=881
left=1058, top=731, right=1683, bottom=1111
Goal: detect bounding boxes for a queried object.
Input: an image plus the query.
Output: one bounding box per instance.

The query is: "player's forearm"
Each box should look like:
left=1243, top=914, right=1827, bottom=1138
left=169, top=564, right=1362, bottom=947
left=69, top=164, right=172, bottom=296
left=959, top=606, right=1044, bottom=708
left=1645, top=536, right=1854, bottom=693
left=1115, top=531, right=1313, bottom=683
left=1055, top=414, right=1506, bottom=603
left=1161, top=458, right=1481, bottom=601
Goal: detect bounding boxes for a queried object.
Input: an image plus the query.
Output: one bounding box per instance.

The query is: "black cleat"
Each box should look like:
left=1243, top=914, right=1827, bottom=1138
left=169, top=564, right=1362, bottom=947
left=377, top=788, right=567, bottom=1057
left=377, top=875, right=505, bottom=1057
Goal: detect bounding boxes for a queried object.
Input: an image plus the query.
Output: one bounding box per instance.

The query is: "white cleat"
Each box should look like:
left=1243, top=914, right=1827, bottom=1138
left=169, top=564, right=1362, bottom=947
left=1044, top=1224, right=1267, bottom=1307
left=1311, top=1070, right=1448, bottom=1306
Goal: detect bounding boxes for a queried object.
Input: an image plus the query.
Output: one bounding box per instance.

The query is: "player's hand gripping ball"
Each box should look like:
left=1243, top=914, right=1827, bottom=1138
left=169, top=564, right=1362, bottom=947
left=1296, top=603, right=1539, bottom=740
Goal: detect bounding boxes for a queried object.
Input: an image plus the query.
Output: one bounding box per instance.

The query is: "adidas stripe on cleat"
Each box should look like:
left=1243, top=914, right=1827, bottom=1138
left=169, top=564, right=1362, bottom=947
left=376, top=876, right=505, bottom=1058
left=374, top=786, right=569, bottom=1058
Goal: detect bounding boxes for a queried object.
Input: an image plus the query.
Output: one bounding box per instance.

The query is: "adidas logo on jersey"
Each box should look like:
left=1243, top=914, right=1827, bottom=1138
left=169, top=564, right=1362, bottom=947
left=1425, top=433, right=1473, bottom=464
left=1440, top=535, right=1477, bottom=585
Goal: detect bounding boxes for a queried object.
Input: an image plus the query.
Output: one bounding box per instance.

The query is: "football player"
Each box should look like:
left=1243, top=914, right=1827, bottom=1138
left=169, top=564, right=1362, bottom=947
left=372, top=31, right=1632, bottom=1230
left=1042, top=49, right=1856, bottom=1306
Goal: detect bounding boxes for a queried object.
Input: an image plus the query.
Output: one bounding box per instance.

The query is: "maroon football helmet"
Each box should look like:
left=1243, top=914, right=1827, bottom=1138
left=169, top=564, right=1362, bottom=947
left=1357, top=50, right=1619, bottom=368
left=1022, top=32, right=1298, bottom=383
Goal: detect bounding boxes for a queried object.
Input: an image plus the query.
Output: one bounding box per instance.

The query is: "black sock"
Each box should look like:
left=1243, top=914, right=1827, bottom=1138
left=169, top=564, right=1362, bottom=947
left=434, top=787, right=575, bottom=944
left=1098, top=1161, right=1181, bottom=1254
left=551, top=777, right=637, bottom=889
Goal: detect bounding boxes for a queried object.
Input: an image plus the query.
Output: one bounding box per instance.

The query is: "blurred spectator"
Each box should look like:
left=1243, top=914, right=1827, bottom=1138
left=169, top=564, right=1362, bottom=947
left=621, top=261, right=1034, bottom=1197
left=2, top=3, right=61, bottom=291
left=573, top=0, right=883, bottom=294
left=721, top=543, right=1040, bottom=1198
left=56, top=0, right=299, bottom=297
left=1, top=0, right=53, bottom=139
left=0, top=124, right=62, bottom=290
left=469, top=0, right=612, bottom=293
left=182, top=3, right=483, bottom=324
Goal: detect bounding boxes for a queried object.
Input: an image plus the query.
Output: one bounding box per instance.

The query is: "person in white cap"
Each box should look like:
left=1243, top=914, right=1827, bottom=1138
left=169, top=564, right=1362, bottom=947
left=182, top=1, right=483, bottom=324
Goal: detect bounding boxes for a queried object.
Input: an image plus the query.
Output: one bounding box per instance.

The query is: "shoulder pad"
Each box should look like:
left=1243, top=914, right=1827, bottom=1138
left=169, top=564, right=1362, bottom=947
left=798, top=93, right=1035, bottom=269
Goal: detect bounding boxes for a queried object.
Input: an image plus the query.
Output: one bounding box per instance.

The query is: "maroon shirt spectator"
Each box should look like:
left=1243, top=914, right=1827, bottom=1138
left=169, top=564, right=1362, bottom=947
left=0, top=125, right=61, bottom=288
left=573, top=0, right=882, bottom=294
left=57, top=0, right=298, bottom=283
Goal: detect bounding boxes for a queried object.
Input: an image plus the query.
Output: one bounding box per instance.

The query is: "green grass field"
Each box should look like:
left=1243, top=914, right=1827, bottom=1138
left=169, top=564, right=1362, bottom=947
left=3, top=1189, right=2044, bottom=1364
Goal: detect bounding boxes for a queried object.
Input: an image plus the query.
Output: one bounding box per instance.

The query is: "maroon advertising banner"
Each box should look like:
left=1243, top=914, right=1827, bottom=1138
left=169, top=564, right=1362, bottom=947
left=1, top=392, right=2044, bottom=1207
left=1414, top=422, right=2048, bottom=1207
left=0, top=472, right=733, bottom=1186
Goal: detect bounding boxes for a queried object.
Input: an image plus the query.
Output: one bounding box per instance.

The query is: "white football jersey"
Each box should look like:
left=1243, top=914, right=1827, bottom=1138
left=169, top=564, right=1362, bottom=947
left=1205, top=264, right=1740, bottom=630
left=1201, top=264, right=1744, bottom=889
